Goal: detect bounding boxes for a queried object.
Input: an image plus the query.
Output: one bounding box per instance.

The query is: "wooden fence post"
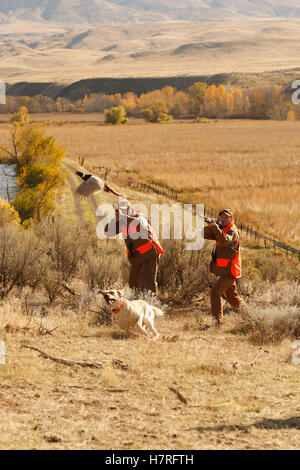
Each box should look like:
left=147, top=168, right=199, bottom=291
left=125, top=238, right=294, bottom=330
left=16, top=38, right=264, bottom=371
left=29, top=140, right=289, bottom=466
left=120, top=179, right=300, bottom=262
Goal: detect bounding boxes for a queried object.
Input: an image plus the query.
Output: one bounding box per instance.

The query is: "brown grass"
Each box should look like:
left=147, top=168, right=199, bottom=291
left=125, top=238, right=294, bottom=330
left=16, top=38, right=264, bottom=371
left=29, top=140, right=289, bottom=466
left=0, top=296, right=299, bottom=450
left=1, top=117, right=299, bottom=246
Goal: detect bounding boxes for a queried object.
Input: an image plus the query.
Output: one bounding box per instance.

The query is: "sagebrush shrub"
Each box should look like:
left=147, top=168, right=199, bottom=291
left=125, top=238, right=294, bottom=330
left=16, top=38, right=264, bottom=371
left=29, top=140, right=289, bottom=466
left=79, top=248, right=123, bottom=290
left=248, top=305, right=300, bottom=345
left=0, top=225, right=46, bottom=298
left=33, top=216, right=96, bottom=282
left=233, top=282, right=300, bottom=344
left=157, top=238, right=212, bottom=304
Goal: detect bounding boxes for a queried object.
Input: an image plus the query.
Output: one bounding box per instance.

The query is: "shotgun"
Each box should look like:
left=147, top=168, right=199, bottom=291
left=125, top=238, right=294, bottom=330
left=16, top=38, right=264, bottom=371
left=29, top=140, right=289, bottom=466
left=199, top=214, right=222, bottom=228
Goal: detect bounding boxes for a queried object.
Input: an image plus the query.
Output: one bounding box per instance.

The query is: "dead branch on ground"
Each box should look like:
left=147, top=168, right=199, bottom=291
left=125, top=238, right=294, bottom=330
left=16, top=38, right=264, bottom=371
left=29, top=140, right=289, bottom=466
left=22, top=344, right=129, bottom=370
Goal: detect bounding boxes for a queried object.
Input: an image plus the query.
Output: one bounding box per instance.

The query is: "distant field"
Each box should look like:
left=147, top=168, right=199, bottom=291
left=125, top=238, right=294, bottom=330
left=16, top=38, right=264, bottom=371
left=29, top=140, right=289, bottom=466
left=0, top=116, right=299, bottom=247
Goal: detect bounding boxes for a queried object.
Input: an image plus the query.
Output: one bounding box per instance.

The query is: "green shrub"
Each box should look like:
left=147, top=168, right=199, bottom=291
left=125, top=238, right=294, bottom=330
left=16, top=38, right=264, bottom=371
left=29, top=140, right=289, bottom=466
left=141, top=101, right=172, bottom=123
left=104, top=106, right=128, bottom=125
left=195, top=117, right=211, bottom=123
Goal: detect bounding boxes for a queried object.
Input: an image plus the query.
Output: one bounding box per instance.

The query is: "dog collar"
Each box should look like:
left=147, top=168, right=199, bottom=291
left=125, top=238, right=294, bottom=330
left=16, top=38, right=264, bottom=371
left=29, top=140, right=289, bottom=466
left=112, top=298, right=125, bottom=314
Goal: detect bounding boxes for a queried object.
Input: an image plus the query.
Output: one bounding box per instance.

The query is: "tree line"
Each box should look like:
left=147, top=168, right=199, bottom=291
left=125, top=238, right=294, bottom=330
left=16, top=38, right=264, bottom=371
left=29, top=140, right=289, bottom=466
left=1, top=82, right=298, bottom=121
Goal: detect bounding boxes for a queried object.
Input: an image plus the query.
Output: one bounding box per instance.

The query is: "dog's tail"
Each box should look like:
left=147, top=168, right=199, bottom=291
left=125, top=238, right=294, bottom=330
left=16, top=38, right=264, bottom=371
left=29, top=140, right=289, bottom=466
left=152, top=306, right=164, bottom=317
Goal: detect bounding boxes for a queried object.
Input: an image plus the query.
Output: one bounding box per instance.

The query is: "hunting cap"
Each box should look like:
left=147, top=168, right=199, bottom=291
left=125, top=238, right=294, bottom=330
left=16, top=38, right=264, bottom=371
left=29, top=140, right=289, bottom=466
left=219, top=208, right=233, bottom=217
left=117, top=199, right=135, bottom=216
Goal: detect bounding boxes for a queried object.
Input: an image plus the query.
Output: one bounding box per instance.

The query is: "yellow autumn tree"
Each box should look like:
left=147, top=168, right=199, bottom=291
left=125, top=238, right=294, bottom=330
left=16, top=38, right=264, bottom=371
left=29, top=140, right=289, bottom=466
left=250, top=91, right=267, bottom=119
left=188, top=82, right=207, bottom=115
left=232, top=87, right=244, bottom=116
left=108, top=93, right=122, bottom=106
left=0, top=198, right=20, bottom=227
left=204, top=84, right=218, bottom=117
left=120, top=92, right=137, bottom=115
left=172, top=90, right=190, bottom=116
left=0, top=106, right=66, bottom=224
left=286, top=109, right=295, bottom=121
left=137, top=90, right=166, bottom=113
left=213, top=85, right=233, bottom=117
left=161, top=86, right=176, bottom=111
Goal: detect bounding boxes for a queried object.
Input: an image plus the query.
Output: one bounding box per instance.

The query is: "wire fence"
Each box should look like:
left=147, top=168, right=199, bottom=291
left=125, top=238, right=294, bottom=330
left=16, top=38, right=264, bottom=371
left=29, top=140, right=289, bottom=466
left=92, top=165, right=300, bottom=262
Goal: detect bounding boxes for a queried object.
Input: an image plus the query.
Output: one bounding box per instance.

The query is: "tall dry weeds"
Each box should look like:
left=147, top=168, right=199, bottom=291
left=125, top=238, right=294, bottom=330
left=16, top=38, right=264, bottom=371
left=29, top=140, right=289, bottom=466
left=233, top=281, right=300, bottom=344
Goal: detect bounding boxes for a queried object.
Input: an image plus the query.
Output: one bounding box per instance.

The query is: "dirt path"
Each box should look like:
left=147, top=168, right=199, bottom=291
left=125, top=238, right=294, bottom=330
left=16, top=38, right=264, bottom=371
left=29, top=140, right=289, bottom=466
left=63, top=160, right=101, bottom=222
left=65, top=172, right=85, bottom=223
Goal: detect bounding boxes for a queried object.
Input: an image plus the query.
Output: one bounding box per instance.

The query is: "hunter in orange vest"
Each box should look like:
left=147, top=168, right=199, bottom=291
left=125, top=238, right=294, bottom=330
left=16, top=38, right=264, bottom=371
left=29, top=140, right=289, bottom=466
left=204, top=209, right=246, bottom=327
left=105, top=200, right=164, bottom=294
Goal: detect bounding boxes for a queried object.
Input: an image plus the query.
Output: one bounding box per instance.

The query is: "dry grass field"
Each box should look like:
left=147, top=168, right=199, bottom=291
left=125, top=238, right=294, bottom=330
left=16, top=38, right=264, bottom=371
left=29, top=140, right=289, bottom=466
left=0, top=296, right=299, bottom=451
left=1, top=115, right=298, bottom=247
left=0, top=114, right=299, bottom=450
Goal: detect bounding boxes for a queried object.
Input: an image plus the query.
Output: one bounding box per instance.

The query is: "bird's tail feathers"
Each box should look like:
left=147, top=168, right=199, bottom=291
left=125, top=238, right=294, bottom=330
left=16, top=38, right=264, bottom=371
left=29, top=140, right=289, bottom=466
left=104, top=183, right=126, bottom=197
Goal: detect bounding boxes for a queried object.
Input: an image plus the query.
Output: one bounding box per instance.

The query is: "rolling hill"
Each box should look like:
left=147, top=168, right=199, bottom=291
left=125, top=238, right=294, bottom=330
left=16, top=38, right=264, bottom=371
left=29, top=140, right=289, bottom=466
left=1, top=3, right=300, bottom=85
left=1, top=19, right=300, bottom=83
left=1, top=1, right=300, bottom=25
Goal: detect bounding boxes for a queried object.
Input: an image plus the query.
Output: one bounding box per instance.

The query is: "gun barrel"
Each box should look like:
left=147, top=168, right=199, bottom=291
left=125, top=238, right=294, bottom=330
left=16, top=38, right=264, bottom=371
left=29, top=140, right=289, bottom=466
left=198, top=214, right=215, bottom=223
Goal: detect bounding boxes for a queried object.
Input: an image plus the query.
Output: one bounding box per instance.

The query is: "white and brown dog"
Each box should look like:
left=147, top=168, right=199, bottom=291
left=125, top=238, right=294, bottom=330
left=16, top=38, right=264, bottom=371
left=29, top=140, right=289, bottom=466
left=98, top=289, right=163, bottom=339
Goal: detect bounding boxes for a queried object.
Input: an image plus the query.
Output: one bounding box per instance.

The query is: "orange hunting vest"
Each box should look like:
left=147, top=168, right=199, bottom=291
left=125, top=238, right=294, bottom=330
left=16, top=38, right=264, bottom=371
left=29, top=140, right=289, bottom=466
left=120, top=213, right=164, bottom=257
left=216, top=221, right=241, bottom=279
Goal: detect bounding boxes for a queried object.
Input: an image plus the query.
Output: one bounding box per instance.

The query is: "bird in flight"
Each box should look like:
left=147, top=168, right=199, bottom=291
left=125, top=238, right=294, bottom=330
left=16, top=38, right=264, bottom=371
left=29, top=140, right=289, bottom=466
left=75, top=171, right=124, bottom=197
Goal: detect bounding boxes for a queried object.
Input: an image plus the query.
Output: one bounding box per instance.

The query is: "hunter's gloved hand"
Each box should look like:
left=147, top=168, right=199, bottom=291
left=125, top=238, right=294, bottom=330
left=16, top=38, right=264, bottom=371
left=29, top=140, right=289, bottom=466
left=205, top=217, right=217, bottom=225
